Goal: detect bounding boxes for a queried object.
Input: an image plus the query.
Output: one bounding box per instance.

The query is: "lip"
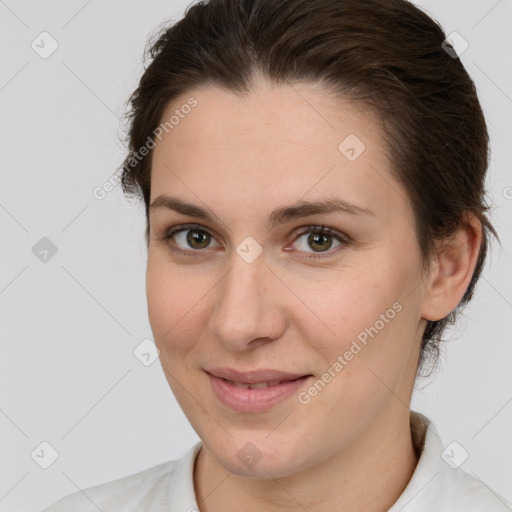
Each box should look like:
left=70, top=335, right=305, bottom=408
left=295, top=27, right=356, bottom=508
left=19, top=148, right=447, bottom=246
left=205, top=368, right=313, bottom=413
left=205, top=367, right=309, bottom=384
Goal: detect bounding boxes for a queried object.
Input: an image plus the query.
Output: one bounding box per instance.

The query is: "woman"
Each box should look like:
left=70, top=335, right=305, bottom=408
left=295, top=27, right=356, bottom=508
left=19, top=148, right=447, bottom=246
left=43, top=0, right=511, bottom=510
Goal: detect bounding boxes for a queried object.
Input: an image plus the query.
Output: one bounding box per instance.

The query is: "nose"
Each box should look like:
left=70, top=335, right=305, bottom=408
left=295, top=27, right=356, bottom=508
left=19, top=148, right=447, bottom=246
left=207, top=251, right=287, bottom=352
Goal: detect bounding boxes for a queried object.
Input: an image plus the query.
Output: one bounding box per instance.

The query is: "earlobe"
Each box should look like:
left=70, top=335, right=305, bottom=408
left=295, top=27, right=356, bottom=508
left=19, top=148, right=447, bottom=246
left=421, top=214, right=482, bottom=322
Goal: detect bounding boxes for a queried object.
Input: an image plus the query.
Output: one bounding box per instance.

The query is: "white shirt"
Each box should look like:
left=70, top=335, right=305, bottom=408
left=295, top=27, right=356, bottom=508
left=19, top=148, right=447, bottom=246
left=42, top=411, right=512, bottom=511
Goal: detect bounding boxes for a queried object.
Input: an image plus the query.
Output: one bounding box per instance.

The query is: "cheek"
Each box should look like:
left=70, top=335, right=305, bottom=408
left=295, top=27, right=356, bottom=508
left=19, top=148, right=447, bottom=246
left=302, top=262, right=417, bottom=371
left=145, top=255, right=206, bottom=354
left=302, top=268, right=397, bottom=339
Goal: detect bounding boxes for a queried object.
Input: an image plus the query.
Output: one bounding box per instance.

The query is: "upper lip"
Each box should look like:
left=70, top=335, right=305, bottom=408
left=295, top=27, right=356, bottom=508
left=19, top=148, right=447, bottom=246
left=205, top=367, right=310, bottom=384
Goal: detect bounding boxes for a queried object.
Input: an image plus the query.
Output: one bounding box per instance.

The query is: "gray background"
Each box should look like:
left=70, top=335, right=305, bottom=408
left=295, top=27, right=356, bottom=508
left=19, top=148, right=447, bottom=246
left=0, top=1, right=511, bottom=510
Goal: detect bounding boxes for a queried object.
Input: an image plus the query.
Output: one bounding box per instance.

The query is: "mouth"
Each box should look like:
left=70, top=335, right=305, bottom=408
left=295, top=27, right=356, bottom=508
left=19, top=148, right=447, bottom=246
left=205, top=366, right=312, bottom=384
left=205, top=369, right=314, bottom=413
left=218, top=376, right=307, bottom=390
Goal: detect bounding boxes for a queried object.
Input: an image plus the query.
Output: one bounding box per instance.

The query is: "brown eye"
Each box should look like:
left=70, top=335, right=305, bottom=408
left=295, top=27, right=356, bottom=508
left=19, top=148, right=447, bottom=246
left=306, top=232, right=334, bottom=252
left=291, top=225, right=349, bottom=259
left=163, top=224, right=220, bottom=253
left=184, top=229, right=212, bottom=249
left=161, top=223, right=349, bottom=260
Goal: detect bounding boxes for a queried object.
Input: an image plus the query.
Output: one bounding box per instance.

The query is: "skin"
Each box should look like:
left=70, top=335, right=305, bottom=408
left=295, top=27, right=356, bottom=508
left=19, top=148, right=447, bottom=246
left=146, top=75, right=482, bottom=512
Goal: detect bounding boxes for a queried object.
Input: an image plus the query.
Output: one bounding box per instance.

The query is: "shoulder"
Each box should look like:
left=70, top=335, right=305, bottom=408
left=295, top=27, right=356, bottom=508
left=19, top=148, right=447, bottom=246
left=439, top=467, right=512, bottom=511
left=41, top=459, right=179, bottom=512
left=391, top=412, right=512, bottom=511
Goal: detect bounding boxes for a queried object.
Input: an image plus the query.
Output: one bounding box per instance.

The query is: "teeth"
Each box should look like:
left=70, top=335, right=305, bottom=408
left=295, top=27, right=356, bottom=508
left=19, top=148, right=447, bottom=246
left=229, top=381, right=250, bottom=389
left=226, top=379, right=283, bottom=389
left=249, top=381, right=274, bottom=389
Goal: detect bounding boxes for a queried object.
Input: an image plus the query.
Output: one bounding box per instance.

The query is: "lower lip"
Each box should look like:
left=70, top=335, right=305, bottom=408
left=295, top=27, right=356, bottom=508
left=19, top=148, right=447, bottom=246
left=207, top=373, right=312, bottom=413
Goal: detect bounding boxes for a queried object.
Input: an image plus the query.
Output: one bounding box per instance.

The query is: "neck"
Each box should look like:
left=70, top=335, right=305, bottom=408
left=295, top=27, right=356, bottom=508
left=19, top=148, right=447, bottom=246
left=194, top=406, right=420, bottom=512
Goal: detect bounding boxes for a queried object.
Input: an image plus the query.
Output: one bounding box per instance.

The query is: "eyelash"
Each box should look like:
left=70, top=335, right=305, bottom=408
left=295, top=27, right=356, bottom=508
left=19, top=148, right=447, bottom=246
left=160, top=223, right=350, bottom=260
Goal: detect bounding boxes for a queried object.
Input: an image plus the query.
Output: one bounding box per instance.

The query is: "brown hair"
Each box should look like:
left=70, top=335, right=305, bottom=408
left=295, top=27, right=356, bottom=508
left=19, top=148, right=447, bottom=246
left=119, top=0, right=499, bottom=378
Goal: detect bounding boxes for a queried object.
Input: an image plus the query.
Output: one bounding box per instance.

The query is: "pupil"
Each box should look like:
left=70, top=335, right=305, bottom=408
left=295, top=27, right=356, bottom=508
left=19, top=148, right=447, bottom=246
left=188, top=230, right=210, bottom=249
left=309, top=233, right=332, bottom=252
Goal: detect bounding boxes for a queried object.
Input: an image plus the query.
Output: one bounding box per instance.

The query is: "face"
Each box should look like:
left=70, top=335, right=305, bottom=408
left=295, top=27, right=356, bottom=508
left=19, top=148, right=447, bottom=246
left=146, top=77, right=429, bottom=479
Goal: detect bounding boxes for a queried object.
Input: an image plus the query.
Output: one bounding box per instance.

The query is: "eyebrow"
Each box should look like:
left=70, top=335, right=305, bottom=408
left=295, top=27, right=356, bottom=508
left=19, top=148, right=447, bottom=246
left=149, top=195, right=376, bottom=230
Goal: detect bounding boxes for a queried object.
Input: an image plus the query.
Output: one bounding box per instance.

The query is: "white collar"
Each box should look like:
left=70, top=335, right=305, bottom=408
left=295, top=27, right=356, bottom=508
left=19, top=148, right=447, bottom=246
left=167, top=411, right=511, bottom=511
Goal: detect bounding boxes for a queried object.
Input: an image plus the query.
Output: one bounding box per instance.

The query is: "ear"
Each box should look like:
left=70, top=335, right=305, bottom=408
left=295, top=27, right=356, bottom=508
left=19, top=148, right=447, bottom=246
left=421, top=213, right=483, bottom=322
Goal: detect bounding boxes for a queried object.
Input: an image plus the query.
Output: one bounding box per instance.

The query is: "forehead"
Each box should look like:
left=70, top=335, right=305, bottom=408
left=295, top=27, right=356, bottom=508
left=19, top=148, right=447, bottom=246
left=150, top=82, right=410, bottom=229
left=155, top=80, right=381, bottom=154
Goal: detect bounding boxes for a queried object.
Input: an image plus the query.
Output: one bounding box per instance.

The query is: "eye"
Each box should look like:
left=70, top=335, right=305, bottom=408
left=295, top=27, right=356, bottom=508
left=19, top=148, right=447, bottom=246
left=162, top=224, right=220, bottom=255
left=160, top=223, right=349, bottom=259
left=290, top=224, right=348, bottom=259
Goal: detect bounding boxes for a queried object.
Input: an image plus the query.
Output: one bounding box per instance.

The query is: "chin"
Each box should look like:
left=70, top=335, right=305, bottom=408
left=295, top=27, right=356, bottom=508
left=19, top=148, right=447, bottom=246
left=204, top=433, right=317, bottom=479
